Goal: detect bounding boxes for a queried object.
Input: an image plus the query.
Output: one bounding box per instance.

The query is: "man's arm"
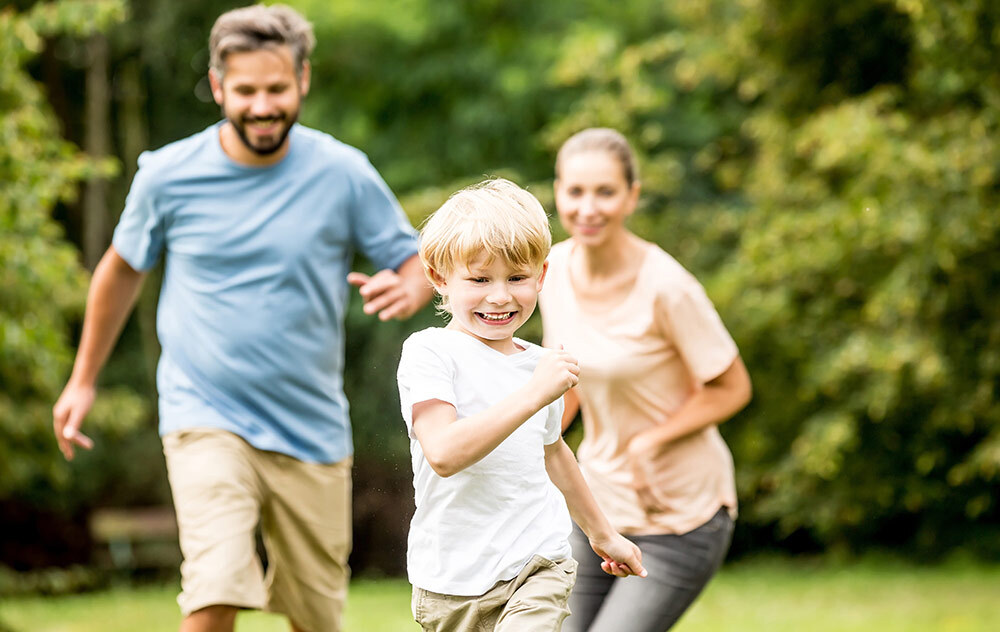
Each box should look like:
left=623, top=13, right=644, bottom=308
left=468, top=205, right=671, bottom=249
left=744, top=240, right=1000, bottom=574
left=544, top=438, right=646, bottom=578
left=347, top=254, right=433, bottom=321
left=411, top=348, right=579, bottom=478
left=52, top=246, right=146, bottom=460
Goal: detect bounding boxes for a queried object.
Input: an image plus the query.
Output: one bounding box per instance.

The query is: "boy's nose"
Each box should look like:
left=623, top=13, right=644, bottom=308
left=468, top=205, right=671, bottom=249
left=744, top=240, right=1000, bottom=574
left=486, top=285, right=512, bottom=304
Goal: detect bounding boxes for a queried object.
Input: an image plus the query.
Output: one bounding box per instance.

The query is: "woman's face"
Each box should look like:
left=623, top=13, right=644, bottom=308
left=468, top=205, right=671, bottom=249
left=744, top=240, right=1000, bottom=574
left=554, top=150, right=639, bottom=248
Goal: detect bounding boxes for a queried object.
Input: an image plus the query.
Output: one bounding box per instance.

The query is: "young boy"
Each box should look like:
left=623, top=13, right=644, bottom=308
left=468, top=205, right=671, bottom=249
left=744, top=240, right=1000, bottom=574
left=396, top=179, right=645, bottom=631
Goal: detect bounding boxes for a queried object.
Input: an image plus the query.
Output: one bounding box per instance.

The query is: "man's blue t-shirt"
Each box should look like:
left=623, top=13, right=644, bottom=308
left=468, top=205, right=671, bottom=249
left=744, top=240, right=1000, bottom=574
left=112, top=122, right=418, bottom=464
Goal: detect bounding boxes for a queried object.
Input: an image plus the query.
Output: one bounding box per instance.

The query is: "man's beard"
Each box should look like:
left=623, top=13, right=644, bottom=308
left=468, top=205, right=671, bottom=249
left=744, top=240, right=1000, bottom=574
left=228, top=110, right=299, bottom=156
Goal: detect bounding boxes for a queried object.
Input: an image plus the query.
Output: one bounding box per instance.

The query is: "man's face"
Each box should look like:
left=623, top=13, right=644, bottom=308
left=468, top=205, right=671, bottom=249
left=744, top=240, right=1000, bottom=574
left=210, top=45, right=310, bottom=158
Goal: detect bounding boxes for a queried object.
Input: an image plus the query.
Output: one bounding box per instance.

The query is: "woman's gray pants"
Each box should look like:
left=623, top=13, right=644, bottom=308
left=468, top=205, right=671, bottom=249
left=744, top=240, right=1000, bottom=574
left=564, top=507, right=734, bottom=632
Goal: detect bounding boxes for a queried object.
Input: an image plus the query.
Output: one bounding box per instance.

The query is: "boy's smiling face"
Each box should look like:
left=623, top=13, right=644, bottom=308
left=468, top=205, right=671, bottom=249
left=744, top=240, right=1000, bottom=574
left=434, top=252, right=547, bottom=355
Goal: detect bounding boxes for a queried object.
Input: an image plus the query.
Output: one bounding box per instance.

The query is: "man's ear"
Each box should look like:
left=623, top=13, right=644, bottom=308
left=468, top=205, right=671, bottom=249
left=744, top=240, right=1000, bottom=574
left=208, top=68, right=224, bottom=106
left=299, top=61, right=311, bottom=96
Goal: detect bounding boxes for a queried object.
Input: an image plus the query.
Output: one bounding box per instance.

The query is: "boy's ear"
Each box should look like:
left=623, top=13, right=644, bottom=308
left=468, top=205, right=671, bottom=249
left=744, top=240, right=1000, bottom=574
left=427, top=268, right=448, bottom=294
left=536, top=260, right=549, bottom=292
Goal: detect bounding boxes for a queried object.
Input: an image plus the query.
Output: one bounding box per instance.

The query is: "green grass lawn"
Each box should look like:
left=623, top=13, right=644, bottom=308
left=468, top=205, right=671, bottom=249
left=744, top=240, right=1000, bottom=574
left=1, top=558, right=997, bottom=631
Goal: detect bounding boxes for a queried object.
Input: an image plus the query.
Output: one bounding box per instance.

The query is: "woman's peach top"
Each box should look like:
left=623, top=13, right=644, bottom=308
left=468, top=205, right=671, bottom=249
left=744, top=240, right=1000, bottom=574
left=540, top=239, right=739, bottom=535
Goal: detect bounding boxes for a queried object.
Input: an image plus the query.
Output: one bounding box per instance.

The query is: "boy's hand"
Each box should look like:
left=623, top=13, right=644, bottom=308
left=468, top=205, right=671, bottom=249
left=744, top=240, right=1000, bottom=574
left=529, top=348, right=580, bottom=407
left=590, top=533, right=647, bottom=578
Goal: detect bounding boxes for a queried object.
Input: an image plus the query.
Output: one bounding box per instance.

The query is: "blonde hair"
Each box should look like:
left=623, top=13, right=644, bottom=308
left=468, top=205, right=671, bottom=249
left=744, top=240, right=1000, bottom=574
left=209, top=4, right=315, bottom=79
left=555, top=127, right=639, bottom=186
left=419, top=179, right=551, bottom=312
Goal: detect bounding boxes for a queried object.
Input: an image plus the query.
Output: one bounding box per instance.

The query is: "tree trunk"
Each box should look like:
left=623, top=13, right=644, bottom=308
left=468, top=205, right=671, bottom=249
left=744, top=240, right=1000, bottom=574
left=83, top=34, right=111, bottom=270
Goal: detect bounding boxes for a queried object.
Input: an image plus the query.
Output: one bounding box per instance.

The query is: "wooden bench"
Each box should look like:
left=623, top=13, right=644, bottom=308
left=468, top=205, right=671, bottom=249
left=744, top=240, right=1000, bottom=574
left=89, top=506, right=180, bottom=571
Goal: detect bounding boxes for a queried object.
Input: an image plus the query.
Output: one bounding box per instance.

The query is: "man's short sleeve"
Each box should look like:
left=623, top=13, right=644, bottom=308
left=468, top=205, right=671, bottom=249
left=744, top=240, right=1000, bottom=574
left=349, top=158, right=418, bottom=272
left=657, top=273, right=739, bottom=384
left=111, top=155, right=165, bottom=271
left=397, top=334, right=457, bottom=438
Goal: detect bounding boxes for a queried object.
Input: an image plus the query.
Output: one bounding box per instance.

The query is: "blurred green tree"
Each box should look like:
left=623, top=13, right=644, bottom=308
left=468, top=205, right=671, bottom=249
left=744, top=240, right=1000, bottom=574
left=554, top=0, right=1000, bottom=557
left=0, top=0, right=147, bottom=568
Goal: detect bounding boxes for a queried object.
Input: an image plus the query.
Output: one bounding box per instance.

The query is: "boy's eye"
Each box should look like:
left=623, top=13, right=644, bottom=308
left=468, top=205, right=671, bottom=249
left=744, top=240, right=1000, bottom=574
left=598, top=187, right=616, bottom=196
left=509, top=276, right=526, bottom=282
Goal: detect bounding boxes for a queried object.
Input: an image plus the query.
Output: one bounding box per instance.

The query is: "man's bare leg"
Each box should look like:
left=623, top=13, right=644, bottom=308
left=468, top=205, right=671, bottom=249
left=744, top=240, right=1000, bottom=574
left=180, top=605, right=238, bottom=632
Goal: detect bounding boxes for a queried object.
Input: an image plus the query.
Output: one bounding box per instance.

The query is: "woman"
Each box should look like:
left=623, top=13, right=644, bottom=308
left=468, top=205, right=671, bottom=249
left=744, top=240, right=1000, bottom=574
left=539, top=128, right=752, bottom=631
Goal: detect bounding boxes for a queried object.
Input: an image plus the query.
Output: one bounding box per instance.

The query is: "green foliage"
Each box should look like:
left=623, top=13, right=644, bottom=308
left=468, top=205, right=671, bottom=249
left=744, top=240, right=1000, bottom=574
left=611, top=0, right=1000, bottom=555
left=7, top=0, right=998, bottom=572
left=295, top=0, right=1000, bottom=557
left=0, top=1, right=144, bottom=509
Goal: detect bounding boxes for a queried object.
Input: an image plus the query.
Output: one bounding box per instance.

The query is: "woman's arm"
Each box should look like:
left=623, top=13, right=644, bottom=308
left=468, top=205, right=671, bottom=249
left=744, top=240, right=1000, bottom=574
left=559, top=387, right=580, bottom=433
left=544, top=438, right=646, bottom=578
left=628, top=356, right=752, bottom=457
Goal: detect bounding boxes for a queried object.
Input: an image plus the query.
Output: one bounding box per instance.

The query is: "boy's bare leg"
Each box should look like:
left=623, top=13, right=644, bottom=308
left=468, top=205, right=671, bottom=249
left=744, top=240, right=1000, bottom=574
left=180, top=605, right=238, bottom=632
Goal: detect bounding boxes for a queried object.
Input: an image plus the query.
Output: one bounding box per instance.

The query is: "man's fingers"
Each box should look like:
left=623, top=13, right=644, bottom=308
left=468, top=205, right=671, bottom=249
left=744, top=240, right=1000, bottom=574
left=62, top=408, right=94, bottom=456
left=377, top=298, right=412, bottom=321
left=346, top=271, right=371, bottom=288
left=67, top=429, right=94, bottom=450
left=53, top=403, right=73, bottom=459
left=362, top=287, right=404, bottom=315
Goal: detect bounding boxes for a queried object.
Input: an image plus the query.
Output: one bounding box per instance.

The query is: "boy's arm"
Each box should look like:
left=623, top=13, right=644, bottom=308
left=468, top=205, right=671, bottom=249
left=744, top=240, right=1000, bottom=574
left=545, top=438, right=647, bottom=578
left=412, top=348, right=578, bottom=478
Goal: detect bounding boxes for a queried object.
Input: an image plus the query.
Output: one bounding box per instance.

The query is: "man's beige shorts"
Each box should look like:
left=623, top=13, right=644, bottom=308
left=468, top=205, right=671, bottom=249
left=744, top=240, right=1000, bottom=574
left=412, top=555, right=577, bottom=632
left=163, top=428, right=352, bottom=632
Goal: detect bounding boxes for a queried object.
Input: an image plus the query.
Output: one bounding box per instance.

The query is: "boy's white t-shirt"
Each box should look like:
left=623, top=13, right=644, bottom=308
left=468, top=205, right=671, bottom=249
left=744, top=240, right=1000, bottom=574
left=396, top=327, right=573, bottom=596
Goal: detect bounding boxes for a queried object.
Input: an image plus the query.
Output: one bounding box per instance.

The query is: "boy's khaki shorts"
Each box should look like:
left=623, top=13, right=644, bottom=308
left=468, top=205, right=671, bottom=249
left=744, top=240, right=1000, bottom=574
left=412, top=555, right=577, bottom=632
left=163, top=428, right=352, bottom=632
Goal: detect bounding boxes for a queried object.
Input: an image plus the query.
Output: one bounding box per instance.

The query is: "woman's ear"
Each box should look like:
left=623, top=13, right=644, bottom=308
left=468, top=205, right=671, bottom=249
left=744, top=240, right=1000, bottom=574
left=625, top=180, right=642, bottom=216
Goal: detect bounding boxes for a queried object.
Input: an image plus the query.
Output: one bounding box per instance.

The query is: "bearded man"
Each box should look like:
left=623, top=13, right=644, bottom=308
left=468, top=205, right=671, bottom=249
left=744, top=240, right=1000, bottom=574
left=51, top=5, right=431, bottom=631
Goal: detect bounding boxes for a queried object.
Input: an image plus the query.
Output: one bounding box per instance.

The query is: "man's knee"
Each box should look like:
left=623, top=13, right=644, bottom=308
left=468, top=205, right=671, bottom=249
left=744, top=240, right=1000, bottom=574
left=181, top=604, right=239, bottom=632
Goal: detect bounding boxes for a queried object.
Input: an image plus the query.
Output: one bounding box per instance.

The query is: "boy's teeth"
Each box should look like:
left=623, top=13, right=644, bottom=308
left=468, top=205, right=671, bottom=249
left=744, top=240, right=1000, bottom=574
left=480, top=312, right=512, bottom=320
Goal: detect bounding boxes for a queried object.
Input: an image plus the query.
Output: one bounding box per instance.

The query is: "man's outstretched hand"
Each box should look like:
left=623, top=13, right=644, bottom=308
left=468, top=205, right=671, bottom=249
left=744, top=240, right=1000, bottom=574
left=348, top=269, right=426, bottom=321
left=52, top=382, right=96, bottom=460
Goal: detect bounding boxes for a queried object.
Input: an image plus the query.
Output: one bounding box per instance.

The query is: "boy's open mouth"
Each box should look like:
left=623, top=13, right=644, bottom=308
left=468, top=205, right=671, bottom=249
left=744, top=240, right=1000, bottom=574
left=475, top=311, right=516, bottom=324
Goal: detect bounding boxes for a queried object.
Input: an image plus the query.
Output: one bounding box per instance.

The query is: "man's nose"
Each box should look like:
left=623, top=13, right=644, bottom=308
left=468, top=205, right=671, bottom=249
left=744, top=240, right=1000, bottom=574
left=249, top=93, right=275, bottom=116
